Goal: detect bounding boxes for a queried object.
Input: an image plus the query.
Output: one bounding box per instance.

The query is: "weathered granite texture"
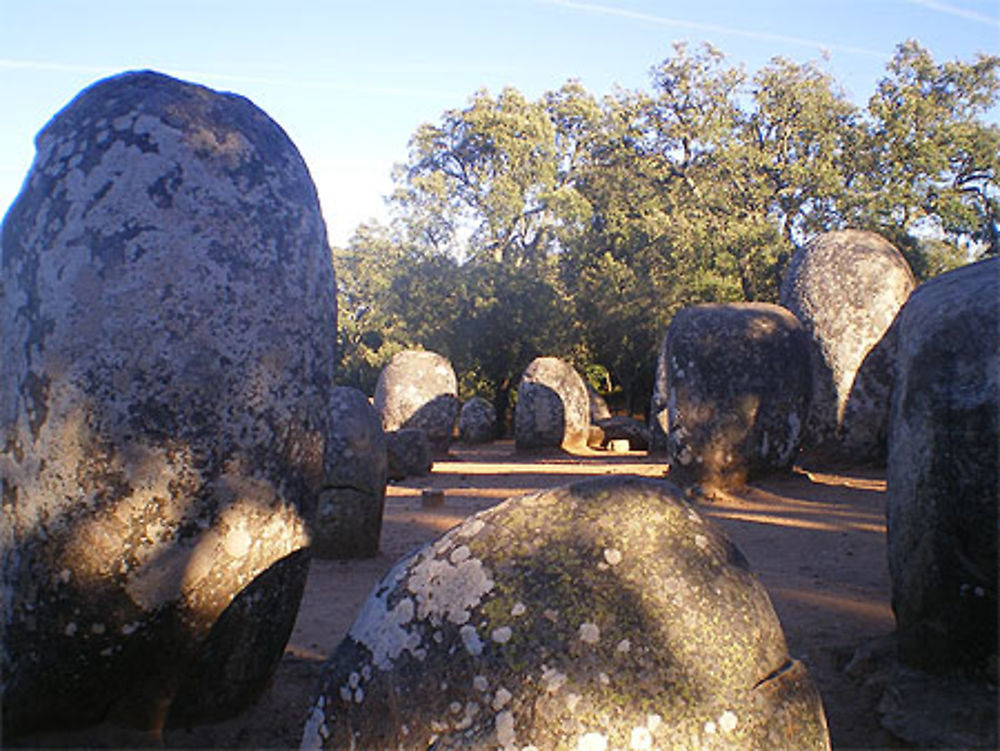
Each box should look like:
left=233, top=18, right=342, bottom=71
left=514, top=357, right=590, bottom=451
left=302, top=477, right=830, bottom=750
left=594, top=416, right=651, bottom=451
left=459, top=396, right=497, bottom=444
left=374, top=350, right=459, bottom=452
left=1, top=70, right=337, bottom=736
left=780, top=229, right=915, bottom=463
left=385, top=428, right=433, bottom=481
left=886, top=256, right=998, bottom=677
left=656, top=303, right=811, bottom=489
left=312, top=387, right=387, bottom=560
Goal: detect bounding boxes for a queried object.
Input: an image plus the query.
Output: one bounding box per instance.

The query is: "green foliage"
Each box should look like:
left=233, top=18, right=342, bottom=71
left=336, top=41, right=999, bottom=423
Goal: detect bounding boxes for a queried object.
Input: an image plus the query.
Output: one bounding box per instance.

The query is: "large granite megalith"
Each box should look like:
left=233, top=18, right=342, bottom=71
left=780, top=230, right=915, bottom=463
left=374, top=349, right=458, bottom=453
left=313, top=387, right=387, bottom=559
left=0, top=70, right=338, bottom=737
left=302, top=477, right=830, bottom=750
left=886, top=256, right=998, bottom=676
left=514, top=356, right=590, bottom=451
left=654, top=303, right=811, bottom=489
left=459, top=396, right=497, bottom=444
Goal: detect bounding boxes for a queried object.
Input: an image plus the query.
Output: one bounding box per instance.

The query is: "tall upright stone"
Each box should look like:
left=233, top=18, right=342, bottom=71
left=514, top=356, right=590, bottom=451
left=886, top=256, right=998, bottom=676
left=1, top=70, right=337, bottom=736
left=374, top=349, right=458, bottom=453
left=780, top=229, right=915, bottom=463
left=656, top=303, right=812, bottom=489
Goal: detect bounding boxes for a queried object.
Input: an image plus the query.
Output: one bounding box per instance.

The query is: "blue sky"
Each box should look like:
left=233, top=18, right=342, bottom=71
left=1, top=0, right=997, bottom=246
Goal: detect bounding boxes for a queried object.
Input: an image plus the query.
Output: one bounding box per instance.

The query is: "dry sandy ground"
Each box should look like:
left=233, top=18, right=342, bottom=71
left=23, top=441, right=899, bottom=750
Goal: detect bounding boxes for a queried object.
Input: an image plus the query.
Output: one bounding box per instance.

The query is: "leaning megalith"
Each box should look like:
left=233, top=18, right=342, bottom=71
left=302, top=476, right=830, bottom=750
left=374, top=349, right=458, bottom=452
left=312, top=387, right=387, bottom=559
left=514, top=356, right=590, bottom=450
left=886, top=256, right=998, bottom=676
left=0, top=70, right=337, bottom=736
left=459, top=396, right=497, bottom=444
left=656, top=303, right=811, bottom=489
left=780, top=229, right=915, bottom=463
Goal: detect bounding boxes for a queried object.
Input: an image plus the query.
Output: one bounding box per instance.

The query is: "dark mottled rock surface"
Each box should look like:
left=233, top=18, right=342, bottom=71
left=594, top=416, right=651, bottom=451
left=301, top=477, right=829, bottom=750
left=459, top=396, right=497, bottom=444
left=385, top=428, right=432, bottom=481
left=0, top=70, right=337, bottom=736
left=374, top=350, right=459, bottom=452
left=514, top=357, right=590, bottom=451
left=886, top=256, right=998, bottom=677
left=656, top=303, right=811, bottom=489
left=313, top=387, right=387, bottom=560
left=780, top=230, right=915, bottom=463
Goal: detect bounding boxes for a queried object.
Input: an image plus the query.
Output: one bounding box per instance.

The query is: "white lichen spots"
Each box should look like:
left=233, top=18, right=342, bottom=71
left=348, top=671, right=361, bottom=689
left=492, top=625, right=513, bottom=644
left=361, top=664, right=372, bottom=681
left=406, top=550, right=494, bottom=626
left=353, top=687, right=365, bottom=703
left=348, top=557, right=422, bottom=670
left=704, top=720, right=717, bottom=735
left=579, top=622, right=600, bottom=644
left=495, top=709, right=516, bottom=746
left=459, top=518, right=485, bottom=538
left=629, top=726, right=653, bottom=750
left=223, top=526, right=252, bottom=558
left=511, top=602, right=527, bottom=617
left=59, top=568, right=72, bottom=584
left=616, top=638, right=631, bottom=654
left=646, top=714, right=662, bottom=732
left=449, top=545, right=471, bottom=564
left=339, top=686, right=352, bottom=702
left=90, top=622, right=106, bottom=635
left=598, top=672, right=610, bottom=686
left=578, top=731, right=608, bottom=751
left=121, top=621, right=139, bottom=636
left=460, top=624, right=484, bottom=656
left=694, top=534, right=709, bottom=551
left=449, top=701, right=463, bottom=714
left=433, top=630, right=444, bottom=643
left=300, top=698, right=327, bottom=751
left=541, top=666, right=568, bottom=693
left=64, top=622, right=77, bottom=637
left=565, top=692, right=582, bottom=713
left=544, top=609, right=559, bottom=622
left=474, top=675, right=490, bottom=692
left=603, top=548, right=622, bottom=566
left=492, top=686, right=512, bottom=710
left=718, top=710, right=738, bottom=733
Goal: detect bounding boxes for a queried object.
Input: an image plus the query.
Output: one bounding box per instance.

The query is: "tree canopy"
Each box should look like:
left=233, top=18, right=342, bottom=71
left=334, top=41, right=999, bottom=427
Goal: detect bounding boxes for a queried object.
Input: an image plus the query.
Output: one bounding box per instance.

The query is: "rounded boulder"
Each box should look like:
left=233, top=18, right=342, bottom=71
left=302, top=476, right=829, bottom=750
left=780, top=229, right=915, bottom=463
left=514, top=356, right=590, bottom=451
left=886, top=256, right=998, bottom=676
left=0, top=70, right=337, bottom=735
left=459, top=396, right=497, bottom=444
left=313, top=387, right=388, bottom=559
left=657, top=303, right=812, bottom=489
left=374, top=350, right=458, bottom=452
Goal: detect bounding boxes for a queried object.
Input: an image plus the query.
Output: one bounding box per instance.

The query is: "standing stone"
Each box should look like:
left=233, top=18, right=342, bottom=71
left=658, top=303, right=811, bottom=489
left=780, top=229, right=916, bottom=463
left=385, top=428, right=433, bottom=481
left=514, top=356, right=590, bottom=451
left=886, top=256, right=998, bottom=676
left=587, top=383, right=612, bottom=422
left=302, top=476, right=830, bottom=750
left=312, top=387, right=387, bottom=560
left=459, top=396, right=497, bottom=444
left=374, top=350, right=458, bottom=453
left=0, top=70, right=337, bottom=736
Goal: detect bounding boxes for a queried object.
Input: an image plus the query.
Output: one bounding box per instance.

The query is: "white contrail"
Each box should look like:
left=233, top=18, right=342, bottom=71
left=540, top=0, right=889, bottom=58
left=906, top=0, right=1000, bottom=28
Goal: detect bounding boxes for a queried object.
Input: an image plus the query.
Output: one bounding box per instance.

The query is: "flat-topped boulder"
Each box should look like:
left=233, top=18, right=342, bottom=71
left=780, top=229, right=915, bottom=463
left=374, top=350, right=459, bottom=453
left=514, top=356, right=590, bottom=451
left=655, top=303, right=812, bottom=489
left=886, top=256, right=998, bottom=676
left=302, top=476, right=829, bottom=750
left=0, top=70, right=337, bottom=736
left=313, top=387, right=387, bottom=559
